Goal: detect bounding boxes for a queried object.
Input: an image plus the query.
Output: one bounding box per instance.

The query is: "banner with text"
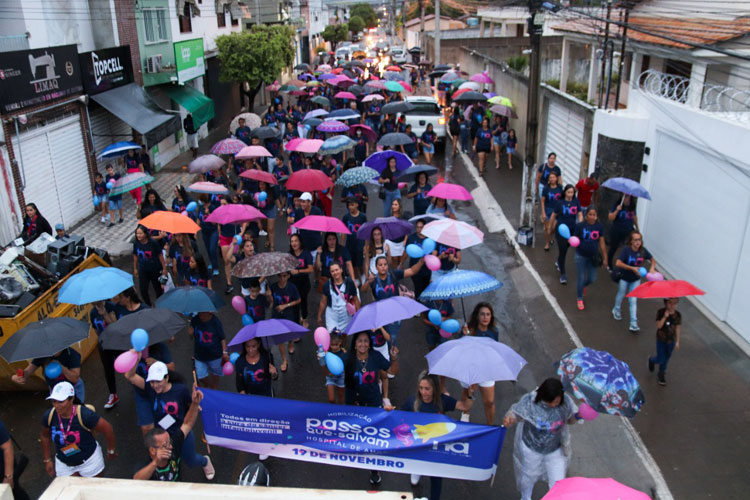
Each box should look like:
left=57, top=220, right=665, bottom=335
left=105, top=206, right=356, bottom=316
left=200, top=389, right=505, bottom=480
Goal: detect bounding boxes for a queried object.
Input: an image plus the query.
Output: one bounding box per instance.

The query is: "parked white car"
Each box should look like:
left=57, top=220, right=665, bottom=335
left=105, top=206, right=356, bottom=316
left=391, top=46, right=407, bottom=64
left=401, top=96, right=446, bottom=143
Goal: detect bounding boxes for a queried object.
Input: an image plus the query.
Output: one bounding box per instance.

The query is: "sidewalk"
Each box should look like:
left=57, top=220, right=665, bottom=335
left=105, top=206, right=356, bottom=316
left=451, top=142, right=750, bottom=499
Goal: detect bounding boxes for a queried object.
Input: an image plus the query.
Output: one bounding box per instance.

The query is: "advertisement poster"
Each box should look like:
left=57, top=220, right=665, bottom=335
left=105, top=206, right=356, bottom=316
left=174, top=38, right=205, bottom=84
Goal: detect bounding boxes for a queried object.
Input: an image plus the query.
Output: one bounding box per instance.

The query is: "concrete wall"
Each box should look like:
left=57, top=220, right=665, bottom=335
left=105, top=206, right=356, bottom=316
left=169, top=0, right=242, bottom=51
left=138, top=0, right=175, bottom=87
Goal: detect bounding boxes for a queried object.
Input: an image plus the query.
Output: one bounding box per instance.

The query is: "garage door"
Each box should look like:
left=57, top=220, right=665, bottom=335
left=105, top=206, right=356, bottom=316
left=90, top=108, right=133, bottom=166
left=12, top=114, right=92, bottom=229
left=543, top=100, right=585, bottom=186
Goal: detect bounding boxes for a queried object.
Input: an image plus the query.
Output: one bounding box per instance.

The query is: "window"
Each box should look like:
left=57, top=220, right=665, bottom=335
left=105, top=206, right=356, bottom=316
left=231, top=9, right=238, bottom=26
left=179, top=4, right=193, bottom=33
left=143, top=9, right=169, bottom=43
left=217, top=7, right=226, bottom=27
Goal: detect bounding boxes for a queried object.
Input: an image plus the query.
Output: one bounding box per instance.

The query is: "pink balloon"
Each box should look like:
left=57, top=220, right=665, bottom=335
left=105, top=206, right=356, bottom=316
left=181, top=210, right=188, bottom=216
left=578, top=402, right=598, bottom=421
left=568, top=236, right=580, bottom=248
left=647, top=272, right=664, bottom=282
left=398, top=182, right=407, bottom=189
left=114, top=351, right=138, bottom=374
left=424, top=254, right=441, bottom=271
left=222, top=361, right=234, bottom=376
left=439, top=328, right=452, bottom=339
left=314, top=326, right=330, bottom=351
left=231, top=295, right=246, bottom=315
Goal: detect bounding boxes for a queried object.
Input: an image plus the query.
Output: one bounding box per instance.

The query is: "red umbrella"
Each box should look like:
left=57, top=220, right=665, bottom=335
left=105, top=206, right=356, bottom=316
left=286, top=169, right=333, bottom=192
left=386, top=65, right=402, bottom=71
left=239, top=169, right=278, bottom=185
left=349, top=124, right=378, bottom=142
left=292, top=215, right=351, bottom=234
left=398, top=80, right=413, bottom=92
left=627, top=280, right=705, bottom=299
left=452, top=88, right=472, bottom=99
left=332, top=67, right=344, bottom=74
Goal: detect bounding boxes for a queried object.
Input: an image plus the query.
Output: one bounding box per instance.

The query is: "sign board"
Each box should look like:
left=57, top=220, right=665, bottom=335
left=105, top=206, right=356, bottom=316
left=174, top=38, right=205, bottom=84
left=79, top=45, right=133, bottom=95
left=0, top=44, right=83, bottom=113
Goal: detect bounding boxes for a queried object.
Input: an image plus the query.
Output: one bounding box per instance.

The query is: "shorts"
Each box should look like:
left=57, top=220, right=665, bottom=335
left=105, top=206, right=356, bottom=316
left=219, top=234, right=234, bottom=247
left=55, top=443, right=104, bottom=477
left=460, top=380, right=495, bottom=389
left=108, top=198, right=122, bottom=210
left=134, top=391, right=154, bottom=426
left=326, top=373, right=345, bottom=388
left=477, top=146, right=491, bottom=154
left=187, top=133, right=199, bottom=149
left=408, top=150, right=419, bottom=159
left=263, top=204, right=278, bottom=219
left=544, top=205, right=554, bottom=218
left=493, top=136, right=501, bottom=146
left=507, top=147, right=516, bottom=154
left=423, top=144, right=435, bottom=154
left=195, top=358, right=223, bottom=379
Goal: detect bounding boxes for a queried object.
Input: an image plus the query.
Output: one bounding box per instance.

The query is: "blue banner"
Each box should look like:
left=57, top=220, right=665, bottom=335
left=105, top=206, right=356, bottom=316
left=200, top=389, right=505, bottom=480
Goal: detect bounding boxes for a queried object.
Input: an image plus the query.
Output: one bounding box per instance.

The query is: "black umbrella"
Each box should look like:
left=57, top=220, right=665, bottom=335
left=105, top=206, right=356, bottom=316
left=378, top=132, right=414, bottom=147
left=302, top=117, right=323, bottom=127
left=380, top=101, right=415, bottom=115
left=396, top=164, right=438, bottom=182
left=311, top=96, right=330, bottom=107
left=0, top=317, right=91, bottom=363
left=345, top=60, right=365, bottom=68
left=252, top=126, right=281, bottom=139
left=453, top=91, right=488, bottom=103
left=428, top=70, right=448, bottom=78
left=294, top=63, right=310, bottom=71
left=100, top=309, right=188, bottom=350
left=342, top=69, right=357, bottom=79
left=434, top=64, right=452, bottom=71
left=408, top=47, right=423, bottom=54
left=349, top=84, right=364, bottom=96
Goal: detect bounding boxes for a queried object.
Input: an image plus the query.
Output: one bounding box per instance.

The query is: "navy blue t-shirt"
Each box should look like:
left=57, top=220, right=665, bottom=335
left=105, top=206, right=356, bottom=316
left=32, top=348, right=81, bottom=390
left=542, top=185, right=563, bottom=212
left=573, top=222, right=605, bottom=258
left=617, top=246, right=653, bottom=282
left=292, top=206, right=324, bottom=251
left=342, top=212, right=367, bottom=251
left=244, top=294, right=268, bottom=322
left=475, top=326, right=499, bottom=342
left=235, top=353, right=274, bottom=396
left=346, top=351, right=390, bottom=407
left=235, top=126, right=252, bottom=145
left=372, top=270, right=404, bottom=301
left=89, top=302, right=117, bottom=336
left=146, top=383, right=191, bottom=428
left=401, top=394, right=457, bottom=414
left=133, top=239, right=162, bottom=272
left=105, top=173, right=122, bottom=201
left=424, top=299, right=454, bottom=337
left=436, top=243, right=459, bottom=272
left=611, top=202, right=637, bottom=231
left=409, top=182, right=432, bottom=216
left=169, top=240, right=197, bottom=278
left=191, top=314, right=226, bottom=361
left=320, top=245, right=352, bottom=278
left=554, top=198, right=582, bottom=231
left=538, top=163, right=562, bottom=186
left=341, top=184, right=368, bottom=210
left=403, top=132, right=418, bottom=156
left=475, top=129, right=492, bottom=150
left=270, top=282, right=300, bottom=320
left=42, top=406, right=100, bottom=465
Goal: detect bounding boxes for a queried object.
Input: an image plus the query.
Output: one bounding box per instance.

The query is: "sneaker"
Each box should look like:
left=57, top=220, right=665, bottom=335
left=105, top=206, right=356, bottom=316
left=629, top=324, right=640, bottom=333
left=100, top=216, right=106, bottom=223
left=369, top=471, right=382, bottom=485
left=118, top=218, right=124, bottom=223
left=225, top=285, right=234, bottom=294
left=108, top=222, right=115, bottom=228
left=213, top=269, right=220, bottom=276
left=202, top=455, right=215, bottom=480
left=387, top=372, right=395, bottom=379
left=208, top=264, right=213, bottom=271
left=657, top=372, right=666, bottom=386
left=559, top=275, right=567, bottom=285
left=259, top=230, right=268, bottom=236
left=611, top=308, right=622, bottom=321
left=104, top=393, right=119, bottom=409
left=577, top=300, right=585, bottom=311
left=648, top=357, right=655, bottom=373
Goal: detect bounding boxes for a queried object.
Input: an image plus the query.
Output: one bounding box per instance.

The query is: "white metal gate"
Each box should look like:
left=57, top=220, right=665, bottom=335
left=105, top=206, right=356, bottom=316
left=0, top=148, right=22, bottom=245
left=543, top=100, right=585, bottom=185
left=90, top=108, right=133, bottom=170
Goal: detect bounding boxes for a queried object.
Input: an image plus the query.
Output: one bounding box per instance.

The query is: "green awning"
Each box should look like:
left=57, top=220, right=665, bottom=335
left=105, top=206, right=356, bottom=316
left=160, top=84, right=215, bottom=129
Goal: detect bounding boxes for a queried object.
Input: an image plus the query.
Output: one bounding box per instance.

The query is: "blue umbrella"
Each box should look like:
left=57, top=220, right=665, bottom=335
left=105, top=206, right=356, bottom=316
left=336, top=166, right=379, bottom=188
left=155, top=286, right=225, bottom=314
left=601, top=177, right=651, bottom=200
left=98, top=141, right=140, bottom=159
left=228, top=319, right=308, bottom=349
left=425, top=336, right=527, bottom=385
left=364, top=150, right=414, bottom=174
left=343, top=296, right=428, bottom=334
left=383, top=71, right=402, bottom=81
left=58, top=266, right=133, bottom=305
left=557, top=347, right=645, bottom=418
left=420, top=270, right=503, bottom=300
left=320, top=135, right=355, bottom=155
left=302, top=117, right=323, bottom=128
left=357, top=216, right=413, bottom=241
left=326, top=109, right=361, bottom=121
left=396, top=164, right=438, bottom=182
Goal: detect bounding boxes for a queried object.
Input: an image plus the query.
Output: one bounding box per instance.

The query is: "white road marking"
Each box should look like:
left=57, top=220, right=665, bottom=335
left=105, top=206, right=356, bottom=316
left=457, top=150, right=674, bottom=500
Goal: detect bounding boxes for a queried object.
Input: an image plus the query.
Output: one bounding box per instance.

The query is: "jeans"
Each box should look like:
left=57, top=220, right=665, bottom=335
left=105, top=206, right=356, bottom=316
left=201, top=229, right=219, bottom=269
left=74, top=378, right=85, bottom=404
left=459, top=124, right=470, bottom=152
left=181, top=430, right=208, bottom=468
left=383, top=188, right=401, bottom=217
left=650, top=340, right=676, bottom=374
left=574, top=253, right=598, bottom=300
left=555, top=232, right=571, bottom=277
left=613, top=279, right=640, bottom=326
left=385, top=320, right=402, bottom=347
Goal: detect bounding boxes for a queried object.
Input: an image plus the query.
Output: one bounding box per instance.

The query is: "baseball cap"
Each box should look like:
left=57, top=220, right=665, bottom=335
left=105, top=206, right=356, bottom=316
left=55, top=223, right=64, bottom=231
left=299, top=192, right=313, bottom=201
left=145, top=361, right=169, bottom=382
left=46, top=381, right=75, bottom=401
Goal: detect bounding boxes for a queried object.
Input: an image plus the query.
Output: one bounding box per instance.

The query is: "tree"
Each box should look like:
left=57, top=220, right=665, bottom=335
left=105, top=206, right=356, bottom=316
left=348, top=15, right=365, bottom=35
left=322, top=23, right=349, bottom=51
left=216, top=25, right=295, bottom=109
left=350, top=3, right=378, bottom=29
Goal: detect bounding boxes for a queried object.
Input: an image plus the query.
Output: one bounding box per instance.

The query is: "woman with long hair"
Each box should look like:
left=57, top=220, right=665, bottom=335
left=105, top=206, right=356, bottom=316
left=132, top=225, right=167, bottom=306
left=386, top=199, right=408, bottom=268
left=364, top=227, right=391, bottom=277
left=317, top=262, right=360, bottom=332
left=607, top=194, right=639, bottom=268
left=548, top=184, right=583, bottom=285
left=137, top=188, right=167, bottom=219
left=316, top=232, right=355, bottom=281
left=168, top=233, right=196, bottom=286
left=460, top=302, right=501, bottom=424
left=19, top=203, right=52, bottom=243
left=573, top=207, right=607, bottom=311
left=171, top=185, right=190, bottom=213
left=377, top=156, right=401, bottom=217
left=611, top=230, right=655, bottom=332
left=540, top=172, right=562, bottom=251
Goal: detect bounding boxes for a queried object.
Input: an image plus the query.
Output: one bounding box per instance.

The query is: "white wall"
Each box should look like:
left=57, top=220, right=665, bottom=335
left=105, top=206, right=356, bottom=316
left=308, top=0, right=328, bottom=38
left=21, top=0, right=99, bottom=51
left=169, top=3, right=242, bottom=51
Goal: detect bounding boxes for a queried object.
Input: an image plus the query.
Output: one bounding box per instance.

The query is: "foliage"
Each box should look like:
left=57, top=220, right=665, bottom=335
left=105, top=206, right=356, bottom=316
left=314, top=43, right=328, bottom=55
left=322, top=23, right=349, bottom=51
left=350, top=3, right=378, bottom=29
left=507, top=55, right=528, bottom=72
left=348, top=15, right=365, bottom=35
left=546, top=79, right=589, bottom=102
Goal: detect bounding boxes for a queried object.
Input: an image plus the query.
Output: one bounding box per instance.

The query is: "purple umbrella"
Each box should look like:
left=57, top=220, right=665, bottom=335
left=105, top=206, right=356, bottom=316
left=304, top=109, right=329, bottom=120
left=363, top=150, right=414, bottom=173
left=343, top=297, right=428, bottom=334
left=317, top=120, right=349, bottom=133
left=357, top=216, right=413, bottom=241
left=298, top=73, right=316, bottom=81
left=228, top=319, right=309, bottom=349
left=425, top=336, right=526, bottom=385
left=318, top=73, right=336, bottom=80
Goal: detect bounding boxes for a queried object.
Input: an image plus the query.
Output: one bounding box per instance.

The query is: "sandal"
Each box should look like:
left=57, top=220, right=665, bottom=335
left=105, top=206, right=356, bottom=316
left=288, top=344, right=295, bottom=354
left=280, top=361, right=288, bottom=372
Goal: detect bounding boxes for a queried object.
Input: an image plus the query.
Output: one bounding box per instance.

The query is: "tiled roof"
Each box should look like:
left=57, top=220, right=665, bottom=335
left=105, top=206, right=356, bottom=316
left=551, top=16, right=750, bottom=49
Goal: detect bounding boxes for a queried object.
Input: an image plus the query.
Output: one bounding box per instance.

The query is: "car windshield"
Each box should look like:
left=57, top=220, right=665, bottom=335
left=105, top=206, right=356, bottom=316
left=405, top=102, right=441, bottom=115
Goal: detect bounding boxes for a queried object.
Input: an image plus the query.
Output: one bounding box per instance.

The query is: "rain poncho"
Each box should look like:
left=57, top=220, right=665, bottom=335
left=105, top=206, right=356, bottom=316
left=508, top=390, right=578, bottom=498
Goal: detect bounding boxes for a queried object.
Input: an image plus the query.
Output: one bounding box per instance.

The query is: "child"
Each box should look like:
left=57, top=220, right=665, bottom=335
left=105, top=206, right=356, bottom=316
left=105, top=164, right=123, bottom=226
left=189, top=311, right=228, bottom=390
left=54, top=223, right=68, bottom=240
left=243, top=280, right=269, bottom=323
left=324, top=331, right=346, bottom=404
left=93, top=172, right=109, bottom=223
left=648, top=298, right=681, bottom=386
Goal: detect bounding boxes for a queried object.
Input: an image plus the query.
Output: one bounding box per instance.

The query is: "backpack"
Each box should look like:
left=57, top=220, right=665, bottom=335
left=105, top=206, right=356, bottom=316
left=47, top=404, right=96, bottom=432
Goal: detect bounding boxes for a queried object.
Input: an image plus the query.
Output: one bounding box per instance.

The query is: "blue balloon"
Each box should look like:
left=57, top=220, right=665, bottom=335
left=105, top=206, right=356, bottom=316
left=638, top=267, right=648, bottom=277
left=258, top=191, right=268, bottom=202
left=427, top=309, right=442, bottom=325
left=186, top=201, right=198, bottom=212
left=230, top=352, right=240, bottom=365
left=242, top=314, right=254, bottom=326
left=92, top=195, right=100, bottom=207
left=441, top=318, right=460, bottom=334
left=44, top=361, right=62, bottom=380
left=558, top=224, right=571, bottom=239
left=235, top=234, right=243, bottom=245
left=325, top=351, right=344, bottom=376
left=406, top=244, right=424, bottom=259
left=130, top=328, right=149, bottom=351
left=422, top=238, right=436, bottom=255
left=106, top=181, right=114, bottom=190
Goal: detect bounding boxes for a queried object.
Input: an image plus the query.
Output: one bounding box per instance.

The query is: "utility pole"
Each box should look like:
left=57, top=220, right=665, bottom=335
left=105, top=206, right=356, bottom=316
left=434, top=0, right=441, bottom=64
left=598, top=0, right=612, bottom=108
left=614, top=1, right=631, bottom=109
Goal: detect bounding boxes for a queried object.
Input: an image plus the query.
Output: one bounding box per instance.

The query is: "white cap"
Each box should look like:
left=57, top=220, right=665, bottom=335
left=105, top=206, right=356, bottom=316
left=299, top=192, right=313, bottom=201
left=145, top=361, right=169, bottom=382
left=46, top=381, right=75, bottom=401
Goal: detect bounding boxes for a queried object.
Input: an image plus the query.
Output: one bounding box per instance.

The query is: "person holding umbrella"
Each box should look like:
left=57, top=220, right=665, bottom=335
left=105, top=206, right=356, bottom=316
left=133, top=225, right=168, bottom=306
left=649, top=298, right=681, bottom=386
left=405, top=218, right=432, bottom=298
left=426, top=197, right=456, bottom=220
left=573, top=207, right=607, bottom=311
left=235, top=337, right=278, bottom=397
left=289, top=234, right=314, bottom=328
left=286, top=192, right=324, bottom=259
left=189, top=312, right=229, bottom=390
left=612, top=231, right=655, bottom=332
left=378, top=156, right=402, bottom=217
left=460, top=302, right=501, bottom=424
left=266, top=271, right=301, bottom=372
left=12, top=346, right=85, bottom=402
left=502, top=378, right=581, bottom=500
left=607, top=194, right=639, bottom=270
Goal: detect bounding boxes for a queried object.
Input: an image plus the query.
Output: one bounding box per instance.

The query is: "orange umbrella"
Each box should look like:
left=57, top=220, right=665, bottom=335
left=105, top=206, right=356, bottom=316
left=386, top=65, right=402, bottom=71
left=139, top=211, right=200, bottom=234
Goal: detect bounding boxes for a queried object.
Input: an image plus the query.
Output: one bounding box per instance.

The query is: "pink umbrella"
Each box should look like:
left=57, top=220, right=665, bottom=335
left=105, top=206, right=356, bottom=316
left=267, top=80, right=280, bottom=92
left=292, top=215, right=351, bottom=234
left=284, top=138, right=305, bottom=151
left=427, top=182, right=473, bottom=201
left=361, top=94, right=384, bottom=102
left=317, top=64, right=332, bottom=72
left=291, top=139, right=324, bottom=154
left=541, top=477, right=651, bottom=500
left=210, top=138, right=246, bottom=155
left=422, top=219, right=484, bottom=250
left=290, top=90, right=307, bottom=96
left=398, top=81, right=413, bottom=92
left=205, top=204, right=266, bottom=224
left=186, top=181, right=229, bottom=195
left=239, top=169, right=278, bottom=185
left=348, top=124, right=378, bottom=143
left=470, top=71, right=494, bottom=85
left=364, top=80, right=386, bottom=90
left=236, top=145, right=272, bottom=159
left=335, top=79, right=355, bottom=88
left=286, top=169, right=333, bottom=192
left=334, top=91, right=357, bottom=100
